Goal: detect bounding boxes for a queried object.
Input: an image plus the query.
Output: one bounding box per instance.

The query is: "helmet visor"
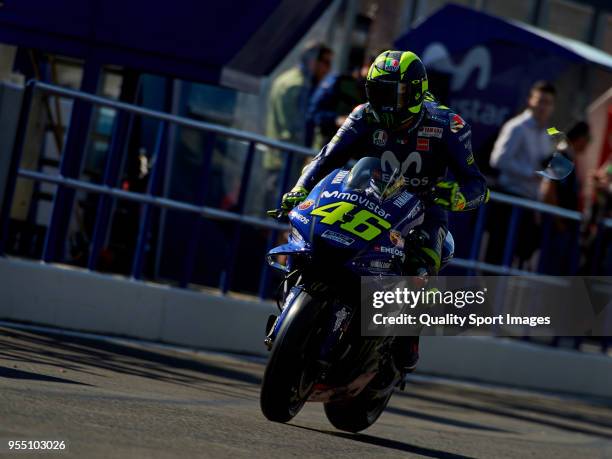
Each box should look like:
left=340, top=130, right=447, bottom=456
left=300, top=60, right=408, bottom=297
left=366, top=80, right=408, bottom=113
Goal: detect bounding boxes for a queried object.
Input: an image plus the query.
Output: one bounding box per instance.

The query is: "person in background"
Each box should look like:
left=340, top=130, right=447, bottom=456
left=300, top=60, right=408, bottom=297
left=262, top=42, right=333, bottom=212
left=490, top=80, right=556, bottom=199
left=306, top=54, right=369, bottom=150
left=487, top=81, right=556, bottom=266
left=260, top=42, right=333, bottom=265
left=540, top=121, right=590, bottom=274
left=585, top=160, right=612, bottom=274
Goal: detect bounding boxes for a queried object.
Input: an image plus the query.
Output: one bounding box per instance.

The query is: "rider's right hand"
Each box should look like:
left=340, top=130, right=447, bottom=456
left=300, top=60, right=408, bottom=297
left=280, top=186, right=309, bottom=212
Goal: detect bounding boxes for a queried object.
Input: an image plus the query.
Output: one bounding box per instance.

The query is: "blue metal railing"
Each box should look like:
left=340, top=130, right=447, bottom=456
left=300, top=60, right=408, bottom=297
left=462, top=190, right=594, bottom=276
left=43, top=61, right=101, bottom=263
left=15, top=170, right=288, bottom=231
left=0, top=80, right=610, bottom=297
left=0, top=80, right=313, bottom=296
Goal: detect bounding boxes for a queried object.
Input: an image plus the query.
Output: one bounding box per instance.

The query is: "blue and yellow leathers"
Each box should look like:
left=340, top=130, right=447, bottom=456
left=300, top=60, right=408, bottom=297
left=294, top=97, right=490, bottom=273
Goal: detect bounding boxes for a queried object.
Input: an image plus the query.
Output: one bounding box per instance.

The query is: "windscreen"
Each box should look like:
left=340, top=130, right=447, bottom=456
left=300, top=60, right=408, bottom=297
left=345, top=157, right=406, bottom=201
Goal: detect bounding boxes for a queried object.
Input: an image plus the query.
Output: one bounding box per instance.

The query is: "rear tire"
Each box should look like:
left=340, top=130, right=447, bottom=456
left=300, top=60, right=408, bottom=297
left=324, top=389, right=392, bottom=432
left=260, top=291, right=323, bottom=423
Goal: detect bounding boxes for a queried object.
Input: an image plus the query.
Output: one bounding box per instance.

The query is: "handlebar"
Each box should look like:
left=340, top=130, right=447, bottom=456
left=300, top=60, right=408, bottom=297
left=267, top=208, right=290, bottom=223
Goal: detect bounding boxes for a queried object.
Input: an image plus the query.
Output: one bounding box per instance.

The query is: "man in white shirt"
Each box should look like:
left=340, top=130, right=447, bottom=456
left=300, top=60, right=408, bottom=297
left=490, top=81, right=556, bottom=199
left=487, top=81, right=556, bottom=266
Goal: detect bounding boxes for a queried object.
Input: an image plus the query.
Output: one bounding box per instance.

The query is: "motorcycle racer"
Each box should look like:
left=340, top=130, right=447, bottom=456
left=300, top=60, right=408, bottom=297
left=280, top=50, right=490, bottom=372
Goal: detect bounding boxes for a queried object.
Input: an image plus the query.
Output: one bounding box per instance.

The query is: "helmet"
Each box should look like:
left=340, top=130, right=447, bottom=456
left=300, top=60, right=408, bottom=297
left=365, top=50, right=428, bottom=128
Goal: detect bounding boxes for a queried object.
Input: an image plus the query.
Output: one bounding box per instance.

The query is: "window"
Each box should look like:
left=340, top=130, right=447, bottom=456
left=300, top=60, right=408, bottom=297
left=546, top=0, right=593, bottom=41
left=601, top=14, right=612, bottom=55
left=485, top=0, right=534, bottom=23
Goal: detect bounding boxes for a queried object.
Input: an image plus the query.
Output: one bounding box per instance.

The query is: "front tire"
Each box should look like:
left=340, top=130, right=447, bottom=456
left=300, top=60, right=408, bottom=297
left=260, top=291, right=323, bottom=423
left=324, top=389, right=393, bottom=432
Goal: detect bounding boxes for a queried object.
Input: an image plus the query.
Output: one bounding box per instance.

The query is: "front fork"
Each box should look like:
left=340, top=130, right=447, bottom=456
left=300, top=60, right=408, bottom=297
left=264, top=285, right=301, bottom=350
left=265, top=269, right=303, bottom=349
left=264, top=280, right=354, bottom=367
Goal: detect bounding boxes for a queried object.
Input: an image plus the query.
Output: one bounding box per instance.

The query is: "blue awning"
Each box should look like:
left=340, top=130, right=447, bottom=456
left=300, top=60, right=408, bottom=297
left=515, top=21, right=612, bottom=71
left=394, top=4, right=612, bottom=153
left=397, top=4, right=612, bottom=72
left=0, top=0, right=331, bottom=91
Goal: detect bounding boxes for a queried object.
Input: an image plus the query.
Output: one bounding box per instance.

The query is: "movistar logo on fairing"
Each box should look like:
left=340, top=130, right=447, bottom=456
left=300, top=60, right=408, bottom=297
left=320, top=190, right=391, bottom=219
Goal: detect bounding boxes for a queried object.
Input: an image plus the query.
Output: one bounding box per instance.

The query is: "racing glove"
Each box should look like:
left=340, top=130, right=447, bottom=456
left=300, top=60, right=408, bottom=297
left=434, top=181, right=467, bottom=211
left=280, top=186, right=309, bottom=212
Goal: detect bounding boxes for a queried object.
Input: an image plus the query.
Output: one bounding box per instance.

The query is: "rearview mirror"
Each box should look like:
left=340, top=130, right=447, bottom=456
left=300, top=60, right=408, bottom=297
left=536, top=152, right=574, bottom=181
left=535, top=127, right=575, bottom=181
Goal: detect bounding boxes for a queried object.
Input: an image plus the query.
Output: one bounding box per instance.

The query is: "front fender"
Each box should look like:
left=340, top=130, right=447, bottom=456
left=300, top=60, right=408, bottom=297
left=267, top=241, right=311, bottom=273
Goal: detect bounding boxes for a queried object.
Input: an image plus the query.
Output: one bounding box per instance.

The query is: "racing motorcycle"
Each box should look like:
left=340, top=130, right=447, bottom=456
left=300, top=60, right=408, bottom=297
left=260, top=148, right=573, bottom=432
left=259, top=156, right=454, bottom=432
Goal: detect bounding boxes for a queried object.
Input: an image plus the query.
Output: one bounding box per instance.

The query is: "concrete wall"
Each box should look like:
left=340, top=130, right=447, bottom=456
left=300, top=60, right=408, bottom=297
left=0, top=257, right=276, bottom=355
left=419, top=336, right=612, bottom=399
left=1, top=257, right=611, bottom=398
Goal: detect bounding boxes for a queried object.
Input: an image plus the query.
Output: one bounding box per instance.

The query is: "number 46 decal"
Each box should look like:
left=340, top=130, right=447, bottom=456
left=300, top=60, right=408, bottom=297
left=310, top=202, right=391, bottom=241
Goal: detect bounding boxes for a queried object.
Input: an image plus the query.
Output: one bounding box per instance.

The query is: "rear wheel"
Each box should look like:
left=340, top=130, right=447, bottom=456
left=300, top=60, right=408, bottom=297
left=260, top=292, right=323, bottom=422
left=324, top=388, right=393, bottom=432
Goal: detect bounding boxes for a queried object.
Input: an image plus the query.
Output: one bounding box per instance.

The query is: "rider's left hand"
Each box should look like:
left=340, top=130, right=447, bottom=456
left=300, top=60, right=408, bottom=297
left=281, top=186, right=309, bottom=212
left=434, top=181, right=467, bottom=211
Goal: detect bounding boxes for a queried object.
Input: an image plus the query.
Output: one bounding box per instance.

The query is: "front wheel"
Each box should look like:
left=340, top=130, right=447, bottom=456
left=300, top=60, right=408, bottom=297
left=324, top=389, right=393, bottom=432
left=260, top=291, right=323, bottom=422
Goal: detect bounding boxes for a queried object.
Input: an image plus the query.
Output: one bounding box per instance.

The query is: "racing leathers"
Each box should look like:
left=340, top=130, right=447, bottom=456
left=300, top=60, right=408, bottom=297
left=293, top=97, right=489, bottom=275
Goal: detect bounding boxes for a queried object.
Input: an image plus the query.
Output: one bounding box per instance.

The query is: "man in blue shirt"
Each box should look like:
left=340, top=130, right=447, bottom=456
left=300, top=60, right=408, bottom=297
left=307, top=58, right=367, bottom=150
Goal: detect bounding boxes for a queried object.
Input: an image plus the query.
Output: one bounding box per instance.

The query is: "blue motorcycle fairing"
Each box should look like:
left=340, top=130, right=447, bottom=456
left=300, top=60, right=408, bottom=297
left=286, top=171, right=337, bottom=244
left=267, top=229, right=311, bottom=272
left=291, top=168, right=426, bottom=275
left=269, top=165, right=452, bottom=276
left=268, top=233, right=310, bottom=256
